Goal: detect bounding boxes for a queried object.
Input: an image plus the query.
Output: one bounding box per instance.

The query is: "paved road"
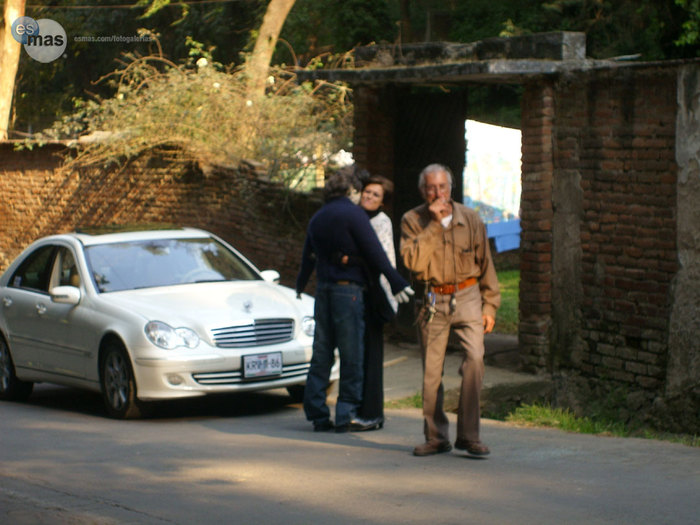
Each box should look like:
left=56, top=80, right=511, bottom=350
left=1, top=336, right=698, bottom=524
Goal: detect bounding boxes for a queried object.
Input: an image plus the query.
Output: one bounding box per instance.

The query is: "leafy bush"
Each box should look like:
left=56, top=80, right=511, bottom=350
left=506, top=403, right=700, bottom=446
left=35, top=38, right=353, bottom=188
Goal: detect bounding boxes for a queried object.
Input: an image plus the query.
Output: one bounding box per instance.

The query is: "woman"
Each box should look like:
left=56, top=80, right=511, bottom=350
left=354, top=175, right=398, bottom=430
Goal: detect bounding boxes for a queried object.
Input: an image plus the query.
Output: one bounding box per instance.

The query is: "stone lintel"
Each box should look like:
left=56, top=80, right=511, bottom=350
left=297, top=59, right=579, bottom=86
left=353, top=31, right=586, bottom=68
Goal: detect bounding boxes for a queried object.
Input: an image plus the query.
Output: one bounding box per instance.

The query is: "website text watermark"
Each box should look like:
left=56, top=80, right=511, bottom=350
left=11, top=16, right=66, bottom=63
left=73, top=35, right=155, bottom=44
left=12, top=16, right=155, bottom=63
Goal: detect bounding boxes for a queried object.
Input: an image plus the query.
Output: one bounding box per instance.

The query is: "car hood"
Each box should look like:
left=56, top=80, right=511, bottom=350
left=100, top=280, right=312, bottom=331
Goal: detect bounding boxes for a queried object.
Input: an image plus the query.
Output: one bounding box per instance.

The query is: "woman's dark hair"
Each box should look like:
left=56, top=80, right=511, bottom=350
left=323, top=165, right=369, bottom=201
left=363, top=175, right=394, bottom=206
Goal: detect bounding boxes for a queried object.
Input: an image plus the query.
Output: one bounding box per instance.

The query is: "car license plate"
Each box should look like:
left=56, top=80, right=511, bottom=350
left=243, top=352, right=282, bottom=378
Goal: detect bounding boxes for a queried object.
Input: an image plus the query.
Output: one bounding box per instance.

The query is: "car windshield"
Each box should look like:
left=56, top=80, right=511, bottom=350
left=84, top=237, right=260, bottom=292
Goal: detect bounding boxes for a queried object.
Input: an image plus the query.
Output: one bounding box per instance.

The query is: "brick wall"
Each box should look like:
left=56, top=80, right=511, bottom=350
left=520, top=66, right=680, bottom=401
left=561, top=68, right=677, bottom=390
left=519, top=81, right=555, bottom=371
left=0, top=144, right=322, bottom=289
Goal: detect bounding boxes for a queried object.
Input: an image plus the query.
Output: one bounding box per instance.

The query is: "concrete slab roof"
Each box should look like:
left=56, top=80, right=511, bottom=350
left=295, top=31, right=692, bottom=86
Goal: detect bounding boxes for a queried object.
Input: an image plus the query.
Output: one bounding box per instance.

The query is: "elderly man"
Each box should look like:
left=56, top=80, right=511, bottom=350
left=400, top=163, right=500, bottom=456
left=297, top=166, right=414, bottom=433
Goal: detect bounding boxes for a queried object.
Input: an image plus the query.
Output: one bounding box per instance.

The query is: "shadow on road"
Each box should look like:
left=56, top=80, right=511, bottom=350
left=25, top=384, right=301, bottom=421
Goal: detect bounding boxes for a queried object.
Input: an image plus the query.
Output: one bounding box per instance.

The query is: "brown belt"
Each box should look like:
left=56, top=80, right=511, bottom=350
left=431, top=278, right=477, bottom=295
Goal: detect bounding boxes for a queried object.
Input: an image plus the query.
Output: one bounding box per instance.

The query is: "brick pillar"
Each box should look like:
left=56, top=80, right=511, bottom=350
left=519, top=80, right=555, bottom=372
left=352, top=85, right=395, bottom=180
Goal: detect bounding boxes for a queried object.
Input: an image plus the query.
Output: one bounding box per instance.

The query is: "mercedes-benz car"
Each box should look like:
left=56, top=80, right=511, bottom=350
left=0, top=227, right=334, bottom=418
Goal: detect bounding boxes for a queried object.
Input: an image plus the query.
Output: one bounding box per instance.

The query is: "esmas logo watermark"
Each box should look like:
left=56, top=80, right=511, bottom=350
left=11, top=16, right=67, bottom=63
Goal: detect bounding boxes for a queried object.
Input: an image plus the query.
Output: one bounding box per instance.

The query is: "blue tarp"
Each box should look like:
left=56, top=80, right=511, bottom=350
left=486, top=219, right=521, bottom=253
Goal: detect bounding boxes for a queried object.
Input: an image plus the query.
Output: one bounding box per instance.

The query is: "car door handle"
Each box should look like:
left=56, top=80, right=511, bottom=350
left=36, top=303, right=47, bottom=315
left=2, top=297, right=11, bottom=307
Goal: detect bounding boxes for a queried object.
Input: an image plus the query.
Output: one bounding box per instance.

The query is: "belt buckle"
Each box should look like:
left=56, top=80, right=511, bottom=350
left=434, top=283, right=452, bottom=295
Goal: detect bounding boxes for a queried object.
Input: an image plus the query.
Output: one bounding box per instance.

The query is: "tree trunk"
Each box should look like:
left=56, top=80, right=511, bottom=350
left=0, top=0, right=25, bottom=139
left=246, top=0, right=296, bottom=100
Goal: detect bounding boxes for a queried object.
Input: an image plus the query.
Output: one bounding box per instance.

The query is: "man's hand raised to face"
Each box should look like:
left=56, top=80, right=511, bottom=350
left=428, top=197, right=452, bottom=222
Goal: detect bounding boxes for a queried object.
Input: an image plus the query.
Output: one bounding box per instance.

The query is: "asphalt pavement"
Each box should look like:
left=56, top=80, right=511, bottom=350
left=2, top=333, right=699, bottom=524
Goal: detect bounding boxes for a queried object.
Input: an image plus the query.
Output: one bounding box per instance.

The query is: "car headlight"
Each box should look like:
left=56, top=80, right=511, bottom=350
left=145, top=321, right=200, bottom=349
left=301, top=316, right=315, bottom=337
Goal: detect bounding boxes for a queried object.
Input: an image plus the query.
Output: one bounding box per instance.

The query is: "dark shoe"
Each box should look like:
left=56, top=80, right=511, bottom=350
left=313, top=420, right=334, bottom=432
left=454, top=439, right=490, bottom=456
left=413, top=439, right=452, bottom=456
left=334, top=424, right=349, bottom=433
left=348, top=417, right=384, bottom=432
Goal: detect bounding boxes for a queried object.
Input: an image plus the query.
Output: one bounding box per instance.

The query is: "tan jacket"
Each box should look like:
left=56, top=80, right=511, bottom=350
left=400, top=201, right=501, bottom=318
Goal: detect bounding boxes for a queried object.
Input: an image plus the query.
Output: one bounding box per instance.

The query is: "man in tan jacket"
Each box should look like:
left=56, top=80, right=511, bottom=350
left=400, top=163, right=500, bottom=457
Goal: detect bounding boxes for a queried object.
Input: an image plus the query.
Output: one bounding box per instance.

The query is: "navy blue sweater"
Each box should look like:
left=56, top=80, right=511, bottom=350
left=296, top=196, right=409, bottom=295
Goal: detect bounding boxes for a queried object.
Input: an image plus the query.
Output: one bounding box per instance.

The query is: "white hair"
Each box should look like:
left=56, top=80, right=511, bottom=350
left=418, top=163, right=454, bottom=195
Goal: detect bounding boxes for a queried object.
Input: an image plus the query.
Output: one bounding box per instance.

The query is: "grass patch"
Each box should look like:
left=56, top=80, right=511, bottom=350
left=494, top=269, right=519, bottom=335
left=384, top=391, right=422, bottom=409
left=385, top=398, right=700, bottom=447
left=507, top=403, right=627, bottom=436
left=507, top=403, right=700, bottom=447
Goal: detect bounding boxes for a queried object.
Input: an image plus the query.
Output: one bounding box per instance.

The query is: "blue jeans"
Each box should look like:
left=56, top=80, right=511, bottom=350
left=304, top=281, right=365, bottom=427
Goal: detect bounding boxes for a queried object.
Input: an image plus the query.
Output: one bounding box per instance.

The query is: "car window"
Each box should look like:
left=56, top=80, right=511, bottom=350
left=84, top=237, right=260, bottom=292
left=51, top=247, right=80, bottom=288
left=9, top=245, right=56, bottom=292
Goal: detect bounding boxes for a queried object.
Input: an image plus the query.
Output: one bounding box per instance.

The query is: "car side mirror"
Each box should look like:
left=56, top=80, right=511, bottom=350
left=50, top=285, right=81, bottom=305
left=260, top=270, right=280, bottom=284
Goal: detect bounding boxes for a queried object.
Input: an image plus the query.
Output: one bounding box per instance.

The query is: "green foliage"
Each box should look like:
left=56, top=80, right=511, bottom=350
left=507, top=403, right=627, bottom=436
left=495, top=269, right=519, bottom=335
left=38, top=39, right=353, bottom=187
left=12, top=0, right=261, bottom=134
left=448, top=0, right=698, bottom=60
left=385, top=391, right=422, bottom=409
left=506, top=403, right=700, bottom=447
left=675, top=0, right=700, bottom=47
left=329, top=0, right=397, bottom=50
left=280, top=0, right=396, bottom=64
left=12, top=0, right=700, bottom=137
left=136, top=0, right=186, bottom=21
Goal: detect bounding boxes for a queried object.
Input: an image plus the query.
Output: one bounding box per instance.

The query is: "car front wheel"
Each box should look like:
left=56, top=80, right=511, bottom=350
left=0, top=336, right=33, bottom=401
left=100, top=341, right=142, bottom=419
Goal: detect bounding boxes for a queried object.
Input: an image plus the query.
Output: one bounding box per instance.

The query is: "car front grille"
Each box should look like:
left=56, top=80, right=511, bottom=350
left=210, top=318, right=295, bottom=348
left=192, top=362, right=310, bottom=385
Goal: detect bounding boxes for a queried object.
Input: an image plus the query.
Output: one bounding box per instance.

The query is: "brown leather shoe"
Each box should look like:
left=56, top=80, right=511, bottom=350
left=454, top=439, right=490, bottom=456
left=413, top=439, right=452, bottom=456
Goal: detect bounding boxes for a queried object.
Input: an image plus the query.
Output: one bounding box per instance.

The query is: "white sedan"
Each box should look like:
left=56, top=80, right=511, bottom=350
left=0, top=227, right=335, bottom=418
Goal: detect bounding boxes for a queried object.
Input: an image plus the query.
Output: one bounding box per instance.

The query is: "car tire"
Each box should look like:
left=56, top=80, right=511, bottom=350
left=0, top=336, right=33, bottom=401
left=100, top=340, right=142, bottom=419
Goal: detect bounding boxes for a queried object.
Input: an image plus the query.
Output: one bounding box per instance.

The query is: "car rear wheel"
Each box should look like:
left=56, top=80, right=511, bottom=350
left=0, top=336, right=33, bottom=401
left=100, top=341, right=142, bottom=419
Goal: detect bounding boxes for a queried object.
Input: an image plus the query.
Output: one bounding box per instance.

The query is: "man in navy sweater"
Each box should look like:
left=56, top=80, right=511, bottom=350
left=296, top=166, right=414, bottom=432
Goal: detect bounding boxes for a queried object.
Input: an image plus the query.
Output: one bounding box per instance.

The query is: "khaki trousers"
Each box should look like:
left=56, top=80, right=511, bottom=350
left=417, top=283, right=485, bottom=443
